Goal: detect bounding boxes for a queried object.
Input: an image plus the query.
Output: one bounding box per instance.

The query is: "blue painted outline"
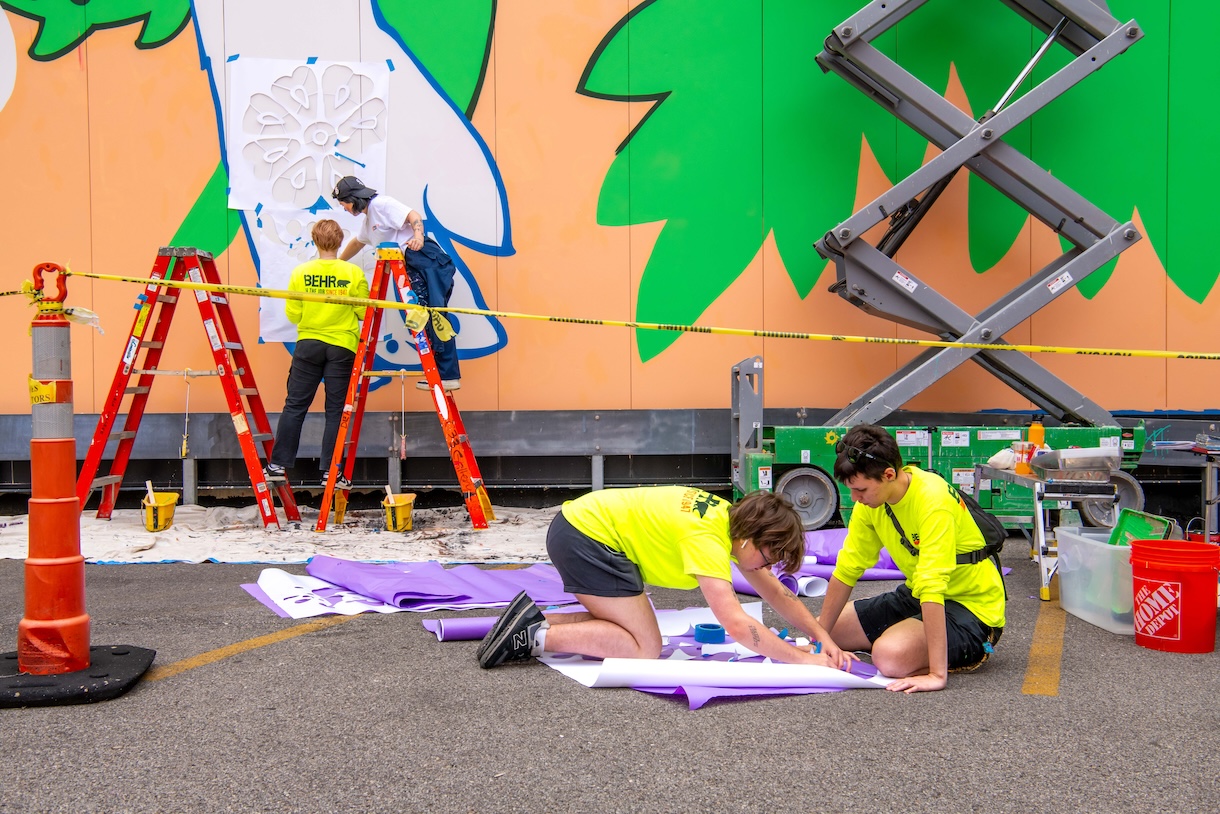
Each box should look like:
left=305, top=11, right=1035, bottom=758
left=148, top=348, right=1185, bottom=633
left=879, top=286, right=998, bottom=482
left=370, top=0, right=514, bottom=257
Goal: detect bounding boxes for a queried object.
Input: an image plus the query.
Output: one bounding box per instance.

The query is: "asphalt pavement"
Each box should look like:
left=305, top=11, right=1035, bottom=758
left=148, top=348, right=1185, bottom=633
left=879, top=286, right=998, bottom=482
left=1, top=538, right=1218, bottom=813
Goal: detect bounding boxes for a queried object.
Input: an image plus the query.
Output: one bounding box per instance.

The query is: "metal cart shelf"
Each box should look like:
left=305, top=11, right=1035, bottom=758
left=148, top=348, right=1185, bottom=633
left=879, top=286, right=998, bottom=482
left=975, top=464, right=1117, bottom=600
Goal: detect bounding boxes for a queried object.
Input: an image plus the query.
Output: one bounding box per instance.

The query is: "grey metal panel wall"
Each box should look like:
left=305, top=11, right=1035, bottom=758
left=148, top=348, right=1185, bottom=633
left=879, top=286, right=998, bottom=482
left=19, top=410, right=732, bottom=461
left=0, top=410, right=1213, bottom=467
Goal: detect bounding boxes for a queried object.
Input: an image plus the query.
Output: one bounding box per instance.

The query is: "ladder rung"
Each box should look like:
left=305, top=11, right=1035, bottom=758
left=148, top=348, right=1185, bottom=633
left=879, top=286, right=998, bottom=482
left=140, top=340, right=164, bottom=349
left=252, top=432, right=272, bottom=442
left=237, top=387, right=258, bottom=396
left=91, top=475, right=122, bottom=488
left=211, top=295, right=228, bottom=304
left=156, top=293, right=178, bottom=304
left=223, top=342, right=242, bottom=350
left=124, top=386, right=150, bottom=395
left=108, top=430, right=136, bottom=441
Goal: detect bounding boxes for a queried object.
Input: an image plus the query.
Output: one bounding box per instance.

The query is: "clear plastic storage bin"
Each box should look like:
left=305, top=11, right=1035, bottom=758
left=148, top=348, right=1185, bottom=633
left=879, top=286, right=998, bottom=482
left=1055, top=526, right=1134, bottom=635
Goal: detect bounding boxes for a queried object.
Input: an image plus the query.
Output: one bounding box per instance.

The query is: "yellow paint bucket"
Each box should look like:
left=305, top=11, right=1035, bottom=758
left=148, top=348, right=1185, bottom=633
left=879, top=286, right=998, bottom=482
left=142, top=492, right=180, bottom=532
left=382, top=492, right=416, bottom=532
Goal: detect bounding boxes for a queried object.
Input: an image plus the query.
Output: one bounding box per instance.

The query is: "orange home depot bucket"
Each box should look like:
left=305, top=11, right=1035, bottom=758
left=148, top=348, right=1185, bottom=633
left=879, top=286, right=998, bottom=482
left=1129, top=539, right=1219, bottom=654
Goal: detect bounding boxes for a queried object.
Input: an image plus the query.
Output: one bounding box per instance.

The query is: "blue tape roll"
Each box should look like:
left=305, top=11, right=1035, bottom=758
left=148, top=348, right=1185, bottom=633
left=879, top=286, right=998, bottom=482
left=693, top=623, right=725, bottom=644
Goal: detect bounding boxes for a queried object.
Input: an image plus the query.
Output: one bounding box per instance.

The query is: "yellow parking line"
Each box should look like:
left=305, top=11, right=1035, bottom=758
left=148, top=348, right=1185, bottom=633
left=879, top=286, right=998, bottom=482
left=143, top=615, right=358, bottom=682
left=1022, top=601, right=1067, bottom=696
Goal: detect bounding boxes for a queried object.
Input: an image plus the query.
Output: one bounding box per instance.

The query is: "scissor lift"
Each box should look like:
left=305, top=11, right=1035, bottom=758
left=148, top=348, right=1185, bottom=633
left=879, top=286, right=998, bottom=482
left=814, top=0, right=1144, bottom=427
left=731, top=1, right=1149, bottom=530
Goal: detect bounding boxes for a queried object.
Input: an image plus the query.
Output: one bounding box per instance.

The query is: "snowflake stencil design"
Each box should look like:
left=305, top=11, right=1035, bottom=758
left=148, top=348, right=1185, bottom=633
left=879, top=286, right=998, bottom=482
left=241, top=64, right=387, bottom=209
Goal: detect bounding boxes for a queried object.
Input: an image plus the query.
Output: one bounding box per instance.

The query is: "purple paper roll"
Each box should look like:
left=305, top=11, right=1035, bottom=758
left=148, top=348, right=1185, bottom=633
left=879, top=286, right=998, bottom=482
left=421, top=616, right=498, bottom=641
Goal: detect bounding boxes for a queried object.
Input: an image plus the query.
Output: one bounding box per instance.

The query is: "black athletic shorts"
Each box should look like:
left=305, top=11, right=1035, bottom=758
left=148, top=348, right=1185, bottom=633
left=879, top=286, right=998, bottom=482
left=854, top=583, right=1002, bottom=670
left=546, top=510, right=645, bottom=597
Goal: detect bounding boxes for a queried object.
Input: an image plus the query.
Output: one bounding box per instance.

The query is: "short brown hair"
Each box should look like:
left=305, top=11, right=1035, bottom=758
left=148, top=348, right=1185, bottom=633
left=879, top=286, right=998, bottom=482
left=833, top=424, right=901, bottom=483
left=728, top=491, right=805, bottom=574
left=311, top=219, right=344, bottom=253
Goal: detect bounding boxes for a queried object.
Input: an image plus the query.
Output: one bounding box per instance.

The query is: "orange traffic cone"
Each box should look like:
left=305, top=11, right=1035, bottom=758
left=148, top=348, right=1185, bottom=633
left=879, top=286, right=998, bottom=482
left=19, top=263, right=90, bottom=674
left=3, top=263, right=155, bottom=707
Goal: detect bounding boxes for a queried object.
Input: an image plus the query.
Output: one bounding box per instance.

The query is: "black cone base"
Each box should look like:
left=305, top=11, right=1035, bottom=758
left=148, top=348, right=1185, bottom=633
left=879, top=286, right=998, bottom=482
left=0, top=645, right=156, bottom=708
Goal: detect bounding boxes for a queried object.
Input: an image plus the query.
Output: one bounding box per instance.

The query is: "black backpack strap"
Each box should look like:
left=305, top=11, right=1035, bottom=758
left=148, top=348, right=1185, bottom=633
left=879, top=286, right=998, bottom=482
left=956, top=541, right=1005, bottom=565
left=886, top=504, right=1001, bottom=566
left=886, top=501, right=1009, bottom=602
left=883, top=504, right=920, bottom=557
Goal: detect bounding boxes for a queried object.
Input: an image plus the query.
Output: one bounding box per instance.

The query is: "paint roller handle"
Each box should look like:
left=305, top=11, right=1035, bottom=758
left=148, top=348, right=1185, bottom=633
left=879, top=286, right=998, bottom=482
left=145, top=480, right=156, bottom=503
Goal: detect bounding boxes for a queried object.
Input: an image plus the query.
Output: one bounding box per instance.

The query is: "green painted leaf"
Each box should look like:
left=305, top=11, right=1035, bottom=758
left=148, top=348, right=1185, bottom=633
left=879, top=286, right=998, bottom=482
left=373, top=0, right=495, bottom=116
left=170, top=161, right=240, bottom=257
left=580, top=0, right=894, bottom=361
left=583, top=1, right=1199, bottom=360
left=1, top=0, right=190, bottom=61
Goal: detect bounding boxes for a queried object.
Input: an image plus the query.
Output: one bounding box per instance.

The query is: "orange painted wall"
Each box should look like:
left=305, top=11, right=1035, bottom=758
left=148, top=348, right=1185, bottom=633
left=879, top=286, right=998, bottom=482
left=2, top=3, right=1215, bottom=424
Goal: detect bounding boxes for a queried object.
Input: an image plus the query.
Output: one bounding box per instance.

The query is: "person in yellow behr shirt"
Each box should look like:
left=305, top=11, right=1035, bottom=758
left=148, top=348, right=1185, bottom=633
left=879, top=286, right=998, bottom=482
left=478, top=486, right=857, bottom=672
left=264, top=219, right=369, bottom=489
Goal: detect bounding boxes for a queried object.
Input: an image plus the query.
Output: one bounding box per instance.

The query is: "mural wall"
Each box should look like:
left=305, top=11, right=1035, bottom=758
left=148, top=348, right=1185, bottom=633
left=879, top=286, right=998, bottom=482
left=1, top=0, right=1217, bottom=421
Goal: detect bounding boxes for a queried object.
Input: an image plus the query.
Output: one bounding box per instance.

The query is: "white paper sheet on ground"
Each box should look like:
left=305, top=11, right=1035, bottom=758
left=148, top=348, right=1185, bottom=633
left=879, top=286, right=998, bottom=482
left=655, top=602, right=762, bottom=637
left=256, top=568, right=402, bottom=618
left=588, top=658, right=892, bottom=690
left=540, top=654, right=892, bottom=692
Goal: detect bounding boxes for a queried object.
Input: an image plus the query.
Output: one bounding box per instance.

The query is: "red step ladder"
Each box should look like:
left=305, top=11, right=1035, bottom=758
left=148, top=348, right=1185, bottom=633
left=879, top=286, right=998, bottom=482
left=316, top=246, right=493, bottom=531
left=77, top=247, right=301, bottom=529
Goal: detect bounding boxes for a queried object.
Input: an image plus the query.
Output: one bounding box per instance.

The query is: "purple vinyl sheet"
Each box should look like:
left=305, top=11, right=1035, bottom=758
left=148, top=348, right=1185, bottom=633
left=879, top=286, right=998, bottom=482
left=487, top=563, right=577, bottom=606
left=306, top=557, right=579, bottom=611
left=426, top=564, right=521, bottom=604
left=307, top=557, right=471, bottom=608
left=637, top=685, right=845, bottom=710
left=804, top=528, right=900, bottom=571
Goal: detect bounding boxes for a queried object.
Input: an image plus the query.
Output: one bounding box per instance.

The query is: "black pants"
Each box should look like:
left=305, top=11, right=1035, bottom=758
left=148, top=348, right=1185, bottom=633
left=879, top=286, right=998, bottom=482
left=270, top=339, right=356, bottom=471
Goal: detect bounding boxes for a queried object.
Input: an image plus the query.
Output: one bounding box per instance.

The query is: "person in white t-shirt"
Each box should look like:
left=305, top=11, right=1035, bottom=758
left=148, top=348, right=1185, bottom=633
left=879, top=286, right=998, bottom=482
left=333, top=176, right=461, bottom=390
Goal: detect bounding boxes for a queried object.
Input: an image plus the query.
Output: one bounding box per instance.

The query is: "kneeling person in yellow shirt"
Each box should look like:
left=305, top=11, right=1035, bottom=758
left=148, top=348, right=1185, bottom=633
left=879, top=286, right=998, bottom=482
left=479, top=487, right=855, bottom=671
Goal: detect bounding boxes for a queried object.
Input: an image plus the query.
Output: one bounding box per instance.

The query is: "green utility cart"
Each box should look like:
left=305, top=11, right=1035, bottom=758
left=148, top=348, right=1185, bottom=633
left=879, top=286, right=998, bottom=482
left=731, top=357, right=1145, bottom=531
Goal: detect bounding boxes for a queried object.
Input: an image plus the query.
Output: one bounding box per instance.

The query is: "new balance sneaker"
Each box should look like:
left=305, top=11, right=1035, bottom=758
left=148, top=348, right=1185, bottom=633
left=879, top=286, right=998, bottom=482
left=415, top=379, right=461, bottom=391
left=476, top=591, right=536, bottom=661
left=322, top=474, right=352, bottom=490
left=478, top=592, right=546, bottom=668
left=263, top=463, right=286, bottom=480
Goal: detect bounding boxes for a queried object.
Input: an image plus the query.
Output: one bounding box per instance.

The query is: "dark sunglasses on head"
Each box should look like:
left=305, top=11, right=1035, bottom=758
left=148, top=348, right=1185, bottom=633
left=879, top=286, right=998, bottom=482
left=835, top=439, right=889, bottom=467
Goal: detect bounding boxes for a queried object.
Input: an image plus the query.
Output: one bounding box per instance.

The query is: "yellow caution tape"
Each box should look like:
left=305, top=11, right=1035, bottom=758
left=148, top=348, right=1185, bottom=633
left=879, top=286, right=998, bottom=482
left=65, top=268, right=430, bottom=333
left=59, top=267, right=1220, bottom=362
left=429, top=304, right=1220, bottom=362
